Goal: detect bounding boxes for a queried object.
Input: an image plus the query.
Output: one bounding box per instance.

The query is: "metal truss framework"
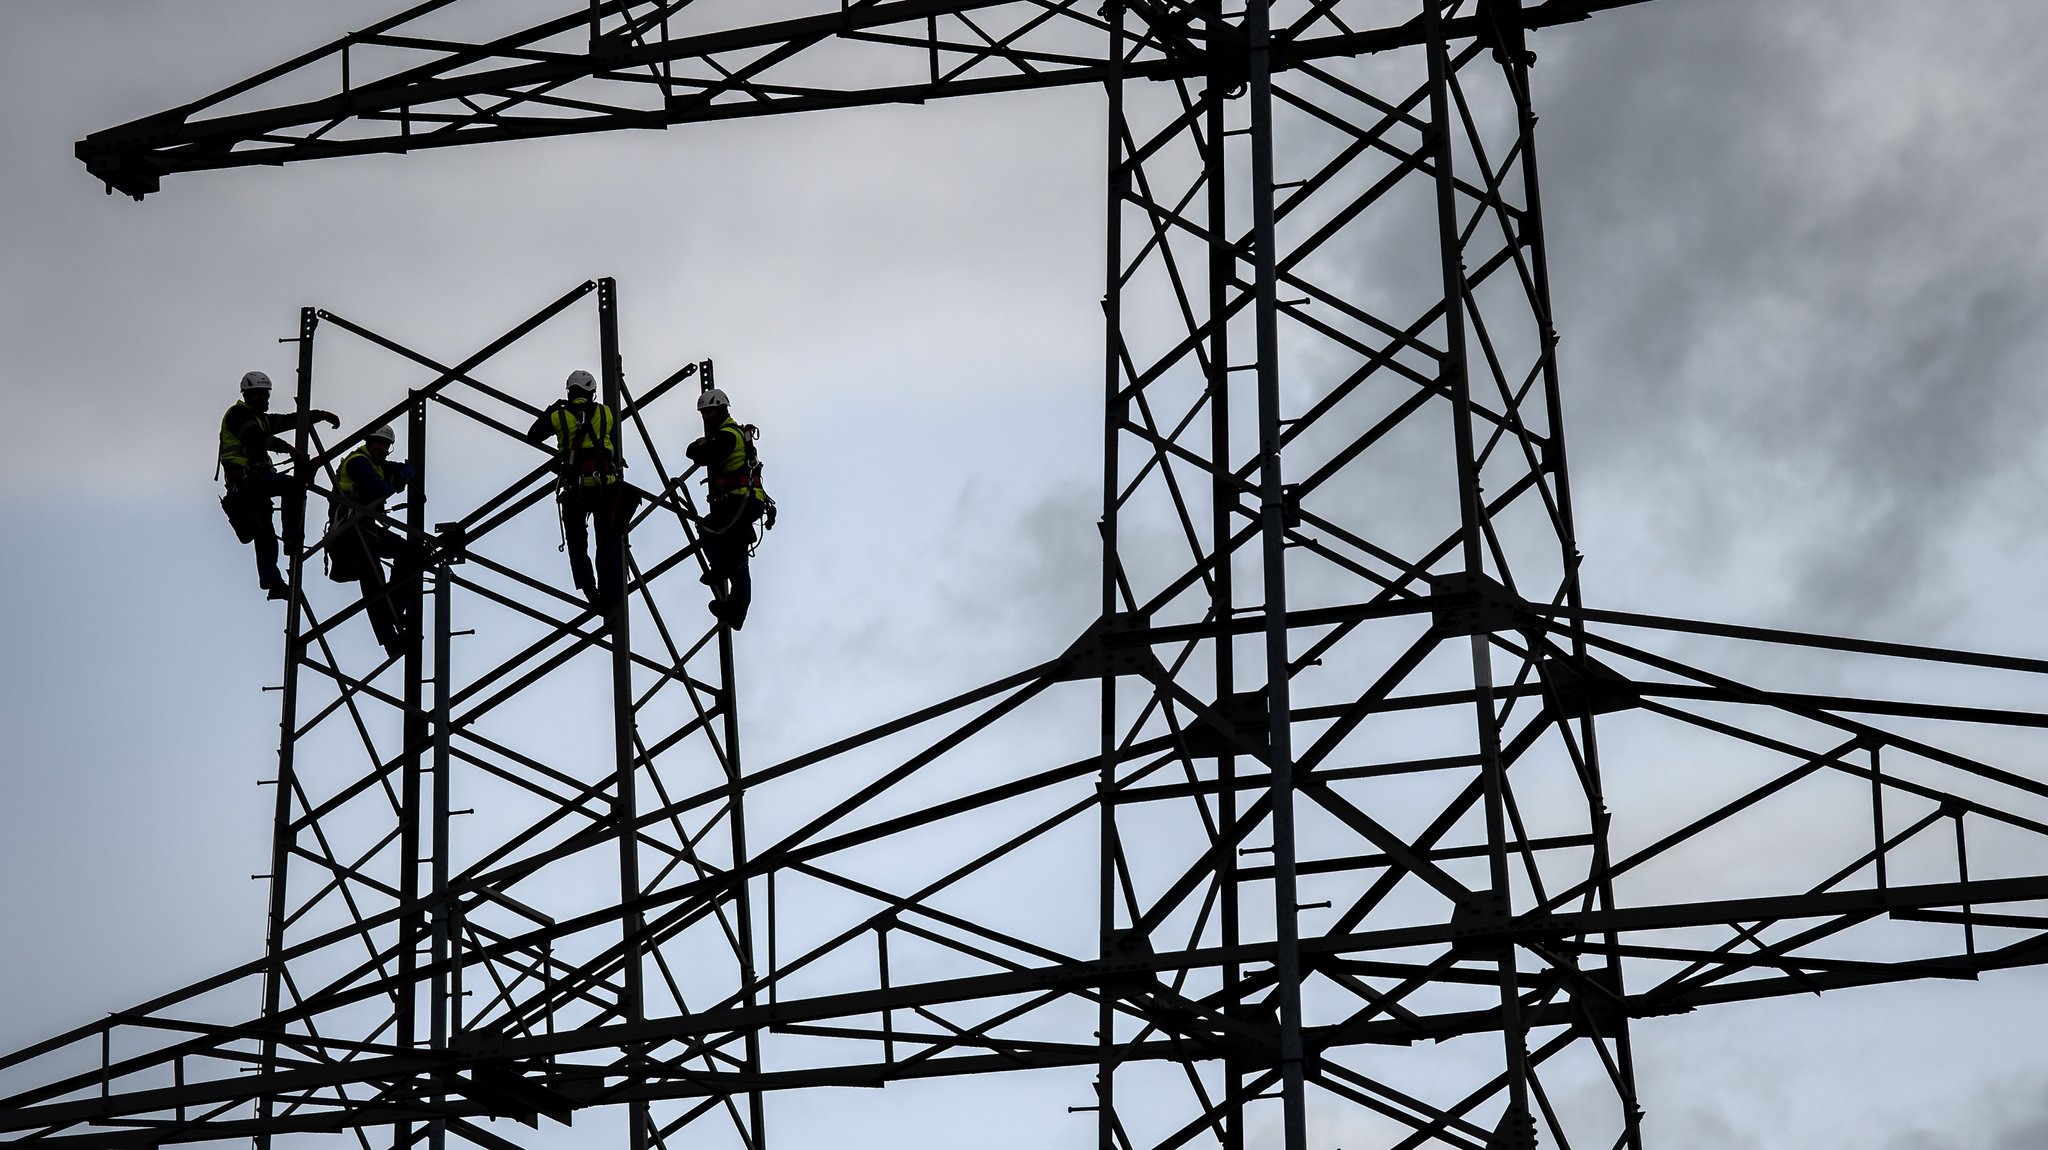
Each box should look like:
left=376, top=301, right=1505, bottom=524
left=12, top=3, right=2048, bottom=1150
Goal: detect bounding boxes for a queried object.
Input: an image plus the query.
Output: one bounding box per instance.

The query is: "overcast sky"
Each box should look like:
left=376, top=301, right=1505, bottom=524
left=4, top=3, right=2048, bottom=1148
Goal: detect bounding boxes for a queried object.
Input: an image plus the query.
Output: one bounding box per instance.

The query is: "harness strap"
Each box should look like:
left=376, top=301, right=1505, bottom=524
left=560, top=404, right=619, bottom=486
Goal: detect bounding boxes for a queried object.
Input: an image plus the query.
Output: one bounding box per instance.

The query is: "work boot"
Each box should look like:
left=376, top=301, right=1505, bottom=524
left=264, top=583, right=290, bottom=602
left=707, top=600, right=745, bottom=632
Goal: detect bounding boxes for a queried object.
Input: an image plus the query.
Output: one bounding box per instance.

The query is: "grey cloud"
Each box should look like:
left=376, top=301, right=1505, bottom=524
left=1883, top=1086, right=2048, bottom=1150
left=1534, top=1, right=2048, bottom=633
left=1875, top=1088, right=2048, bottom=1145
left=934, top=475, right=1100, bottom=649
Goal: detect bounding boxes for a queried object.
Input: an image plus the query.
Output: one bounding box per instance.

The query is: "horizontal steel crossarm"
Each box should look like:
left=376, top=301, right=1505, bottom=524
left=1309, top=906, right=2048, bottom=1050
left=1535, top=707, right=2048, bottom=930
left=1625, top=703, right=2048, bottom=867
left=1625, top=929, right=2048, bottom=1013
left=1557, top=937, right=1986, bottom=983
left=1535, top=625, right=2048, bottom=805
left=1524, top=603, right=2048, bottom=677
left=1232, top=673, right=2048, bottom=735
left=10, top=874, right=2043, bottom=1142
left=6, top=1042, right=1212, bottom=1150
left=1625, top=681, right=2048, bottom=728
left=78, top=0, right=1660, bottom=196
left=403, top=873, right=2048, bottom=1046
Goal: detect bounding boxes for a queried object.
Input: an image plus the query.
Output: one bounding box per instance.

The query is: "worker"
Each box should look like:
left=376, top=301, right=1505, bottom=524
left=525, top=369, right=628, bottom=607
left=217, top=370, right=339, bottom=600
left=684, top=387, right=773, bottom=630
left=326, top=424, right=419, bottom=655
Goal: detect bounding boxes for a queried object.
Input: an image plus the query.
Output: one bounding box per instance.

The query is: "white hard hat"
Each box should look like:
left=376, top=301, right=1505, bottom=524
left=240, top=370, right=273, bottom=393
left=566, top=369, right=597, bottom=394
left=366, top=424, right=398, bottom=444
left=697, top=388, right=730, bottom=411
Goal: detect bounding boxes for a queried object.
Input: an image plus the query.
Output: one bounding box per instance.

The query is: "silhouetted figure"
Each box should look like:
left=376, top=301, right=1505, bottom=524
left=527, top=369, right=628, bottom=607
left=217, top=370, right=337, bottom=600
left=685, top=386, right=772, bottom=630
left=325, top=423, right=419, bottom=656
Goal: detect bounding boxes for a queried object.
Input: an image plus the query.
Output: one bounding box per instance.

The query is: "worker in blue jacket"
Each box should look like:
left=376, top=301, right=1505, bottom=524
left=327, top=423, right=418, bottom=654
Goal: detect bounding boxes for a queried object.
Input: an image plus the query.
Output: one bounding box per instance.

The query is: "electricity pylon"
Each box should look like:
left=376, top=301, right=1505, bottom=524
left=10, top=4, right=2048, bottom=1150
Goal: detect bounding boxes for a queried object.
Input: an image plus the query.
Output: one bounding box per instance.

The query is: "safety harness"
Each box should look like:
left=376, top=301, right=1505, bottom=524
left=551, top=399, right=619, bottom=488
left=324, top=444, right=399, bottom=581
left=547, top=399, right=633, bottom=561
left=700, top=418, right=775, bottom=554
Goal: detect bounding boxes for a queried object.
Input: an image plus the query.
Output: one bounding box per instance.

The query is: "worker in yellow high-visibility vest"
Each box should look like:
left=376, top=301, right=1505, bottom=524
left=526, top=369, right=628, bottom=607
left=216, top=369, right=338, bottom=600
left=685, top=387, right=773, bottom=630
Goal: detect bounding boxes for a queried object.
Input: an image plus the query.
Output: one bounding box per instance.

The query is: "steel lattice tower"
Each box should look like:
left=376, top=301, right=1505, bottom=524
left=9, top=4, right=2048, bottom=1150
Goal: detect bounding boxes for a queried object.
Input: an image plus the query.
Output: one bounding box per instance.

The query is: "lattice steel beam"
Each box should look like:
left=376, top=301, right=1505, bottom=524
left=76, top=0, right=1654, bottom=198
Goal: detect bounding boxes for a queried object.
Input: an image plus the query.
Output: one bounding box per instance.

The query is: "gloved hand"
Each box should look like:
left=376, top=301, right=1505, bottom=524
left=763, top=501, right=777, bottom=531
left=315, top=410, right=341, bottom=428
left=398, top=461, right=418, bottom=482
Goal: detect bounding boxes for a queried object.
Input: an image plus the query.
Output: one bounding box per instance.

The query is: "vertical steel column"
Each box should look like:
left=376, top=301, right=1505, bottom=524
left=1097, top=5, right=1127, bottom=1147
left=1424, top=2, right=1533, bottom=1142
left=1244, top=4, right=1307, bottom=1149
left=427, top=529, right=455, bottom=1150
left=256, top=305, right=318, bottom=1148
left=717, top=623, right=766, bottom=1147
left=597, top=277, right=649, bottom=1150
left=1202, top=15, right=1244, bottom=1146
left=394, top=396, right=430, bottom=1150
left=1503, top=36, right=1645, bottom=1147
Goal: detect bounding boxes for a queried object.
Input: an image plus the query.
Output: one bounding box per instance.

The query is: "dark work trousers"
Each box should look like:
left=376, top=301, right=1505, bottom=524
left=225, top=471, right=305, bottom=593
left=561, top=484, right=626, bottom=606
left=701, top=493, right=760, bottom=629
left=331, top=517, right=421, bottom=653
